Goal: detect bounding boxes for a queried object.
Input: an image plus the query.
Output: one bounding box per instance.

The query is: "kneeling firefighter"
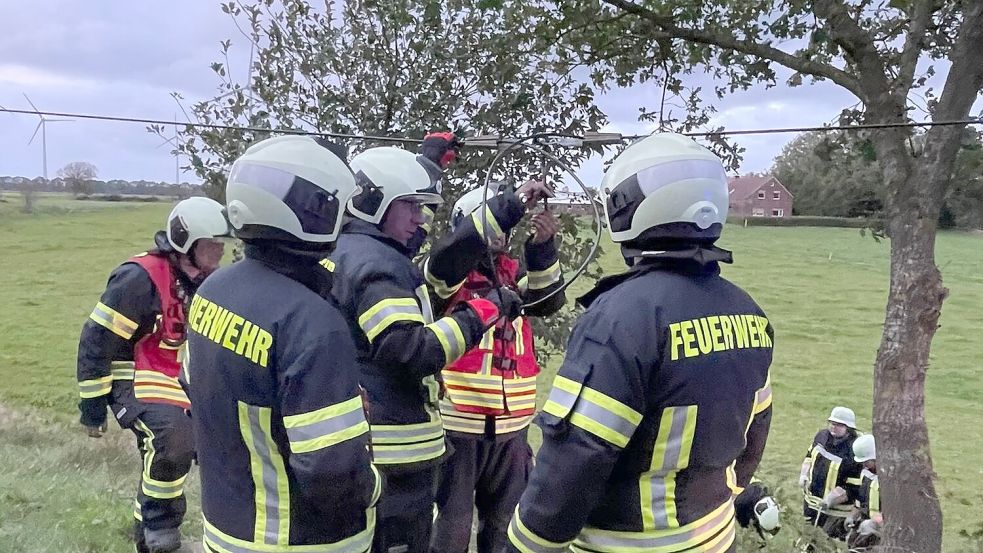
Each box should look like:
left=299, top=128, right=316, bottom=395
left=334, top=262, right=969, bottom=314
left=506, top=133, right=774, bottom=553
left=185, top=136, right=381, bottom=552
left=76, top=196, right=231, bottom=552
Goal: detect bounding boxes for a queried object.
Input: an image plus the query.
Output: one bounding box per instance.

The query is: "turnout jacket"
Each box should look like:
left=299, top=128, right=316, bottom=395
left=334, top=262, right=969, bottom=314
left=424, top=191, right=566, bottom=437
left=186, top=248, right=381, bottom=552
left=77, top=233, right=195, bottom=427
left=803, top=430, right=862, bottom=516
left=855, top=469, right=880, bottom=519
left=329, top=219, right=500, bottom=468
left=508, top=248, right=774, bottom=553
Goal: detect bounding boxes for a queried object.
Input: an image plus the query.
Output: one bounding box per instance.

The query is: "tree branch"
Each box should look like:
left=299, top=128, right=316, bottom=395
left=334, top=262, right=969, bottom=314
left=811, top=0, right=892, bottom=103
left=896, top=0, right=935, bottom=93
left=599, top=0, right=864, bottom=98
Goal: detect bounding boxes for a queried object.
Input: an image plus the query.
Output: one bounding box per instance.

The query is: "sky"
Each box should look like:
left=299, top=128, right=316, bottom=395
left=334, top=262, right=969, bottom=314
left=0, top=1, right=973, bottom=187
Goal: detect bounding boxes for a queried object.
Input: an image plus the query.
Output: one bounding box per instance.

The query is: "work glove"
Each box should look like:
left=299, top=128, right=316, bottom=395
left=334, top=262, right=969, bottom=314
left=798, top=459, right=812, bottom=489
left=798, top=474, right=810, bottom=489
left=419, top=131, right=461, bottom=169
left=821, top=487, right=846, bottom=509
left=484, top=287, right=523, bottom=322
left=79, top=396, right=109, bottom=438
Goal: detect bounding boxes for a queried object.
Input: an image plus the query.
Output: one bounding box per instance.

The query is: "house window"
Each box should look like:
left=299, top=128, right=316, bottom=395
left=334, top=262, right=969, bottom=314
left=752, top=208, right=765, bottom=217
left=772, top=209, right=784, bottom=217
left=757, top=191, right=765, bottom=199
left=773, top=191, right=781, bottom=200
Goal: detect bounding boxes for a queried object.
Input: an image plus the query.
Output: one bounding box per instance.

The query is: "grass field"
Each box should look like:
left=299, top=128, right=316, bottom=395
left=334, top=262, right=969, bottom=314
left=1, top=192, right=981, bottom=551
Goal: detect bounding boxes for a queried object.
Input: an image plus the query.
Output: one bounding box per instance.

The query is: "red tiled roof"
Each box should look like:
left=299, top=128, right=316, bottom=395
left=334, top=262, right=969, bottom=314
left=728, top=174, right=774, bottom=199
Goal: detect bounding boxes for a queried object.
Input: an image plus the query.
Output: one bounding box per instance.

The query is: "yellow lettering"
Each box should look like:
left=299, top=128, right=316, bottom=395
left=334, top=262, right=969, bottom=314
left=758, top=316, right=773, bottom=347
left=235, top=321, right=259, bottom=358
left=252, top=329, right=273, bottom=368
left=188, top=296, right=203, bottom=330
left=695, top=318, right=714, bottom=355
left=719, top=315, right=734, bottom=350
left=731, top=315, right=748, bottom=348
left=199, top=302, right=218, bottom=337
left=669, top=323, right=683, bottom=361
left=222, top=315, right=244, bottom=350
left=680, top=320, right=698, bottom=359
left=708, top=316, right=725, bottom=352
left=208, top=308, right=233, bottom=342
left=745, top=315, right=760, bottom=347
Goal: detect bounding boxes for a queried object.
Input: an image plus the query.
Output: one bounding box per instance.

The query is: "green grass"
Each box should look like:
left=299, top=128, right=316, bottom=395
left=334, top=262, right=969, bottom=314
left=1, top=194, right=981, bottom=551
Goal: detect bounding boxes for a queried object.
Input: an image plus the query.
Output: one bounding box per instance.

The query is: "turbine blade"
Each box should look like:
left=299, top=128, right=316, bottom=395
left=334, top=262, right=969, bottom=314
left=22, top=93, right=40, bottom=113
left=28, top=121, right=43, bottom=145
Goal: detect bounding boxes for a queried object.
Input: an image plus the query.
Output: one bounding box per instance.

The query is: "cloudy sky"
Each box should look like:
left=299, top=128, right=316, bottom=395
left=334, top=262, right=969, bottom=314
left=0, top=1, right=968, bottom=186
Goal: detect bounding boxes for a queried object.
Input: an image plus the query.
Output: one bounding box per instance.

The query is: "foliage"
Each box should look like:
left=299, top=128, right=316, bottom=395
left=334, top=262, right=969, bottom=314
left=57, top=161, right=99, bottom=196
left=170, top=0, right=614, bottom=356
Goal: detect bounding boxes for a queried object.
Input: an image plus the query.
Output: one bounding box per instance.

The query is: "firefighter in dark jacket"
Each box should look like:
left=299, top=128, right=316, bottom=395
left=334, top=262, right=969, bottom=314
left=329, top=144, right=552, bottom=553
left=186, top=135, right=382, bottom=552
left=76, top=196, right=231, bottom=553
left=799, top=406, right=862, bottom=538
left=427, top=186, right=566, bottom=553
left=506, top=133, right=774, bottom=553
left=846, top=434, right=880, bottom=549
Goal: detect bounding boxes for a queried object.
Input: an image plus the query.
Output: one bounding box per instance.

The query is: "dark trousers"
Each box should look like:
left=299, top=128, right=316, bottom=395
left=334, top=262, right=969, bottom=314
left=430, top=430, right=533, bottom=553
left=373, top=464, right=438, bottom=553
left=126, top=402, right=194, bottom=535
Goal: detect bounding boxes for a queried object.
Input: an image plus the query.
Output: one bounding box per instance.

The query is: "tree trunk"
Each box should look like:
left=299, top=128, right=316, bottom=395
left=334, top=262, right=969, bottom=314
left=873, top=164, right=948, bottom=553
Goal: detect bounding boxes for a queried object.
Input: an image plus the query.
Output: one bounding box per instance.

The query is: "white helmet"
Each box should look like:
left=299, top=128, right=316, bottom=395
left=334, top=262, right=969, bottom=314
left=599, top=133, right=728, bottom=244
left=853, top=434, right=876, bottom=462
left=753, top=496, right=781, bottom=535
left=166, top=197, right=232, bottom=254
left=226, top=135, right=358, bottom=244
left=450, top=187, right=501, bottom=231
left=828, top=406, right=857, bottom=429
left=347, top=147, right=443, bottom=224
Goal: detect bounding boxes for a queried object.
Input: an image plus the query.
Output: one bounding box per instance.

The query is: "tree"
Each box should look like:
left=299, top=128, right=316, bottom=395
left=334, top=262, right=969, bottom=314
left=548, top=2, right=983, bottom=551
left=170, top=0, right=610, bottom=358
left=57, top=161, right=98, bottom=196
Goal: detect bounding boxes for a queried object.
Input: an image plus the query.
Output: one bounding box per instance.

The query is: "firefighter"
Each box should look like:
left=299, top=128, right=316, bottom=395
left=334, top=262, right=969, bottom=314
left=734, top=479, right=781, bottom=540
left=506, top=133, right=774, bottom=553
left=185, top=135, right=382, bottom=552
left=76, top=196, right=231, bottom=553
left=799, top=406, right=863, bottom=538
left=846, top=434, right=880, bottom=550
left=427, top=186, right=566, bottom=553
left=329, top=145, right=552, bottom=553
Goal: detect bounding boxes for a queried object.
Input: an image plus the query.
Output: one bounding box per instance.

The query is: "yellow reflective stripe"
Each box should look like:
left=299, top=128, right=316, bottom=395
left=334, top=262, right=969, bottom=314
left=78, top=375, right=113, bottom=398
left=135, top=419, right=186, bottom=499
left=507, top=507, right=572, bottom=553
left=642, top=405, right=698, bottom=530
left=423, top=258, right=465, bottom=299
left=426, top=317, right=467, bottom=363
left=527, top=261, right=561, bottom=290
left=846, top=477, right=863, bottom=486
left=111, top=362, right=135, bottom=380
left=133, top=498, right=143, bottom=522
left=89, top=301, right=139, bottom=339
left=238, top=402, right=290, bottom=546
left=371, top=438, right=446, bottom=464
left=203, top=508, right=375, bottom=553
left=513, top=318, right=525, bottom=355
left=472, top=206, right=505, bottom=241
left=358, top=298, right=424, bottom=342
left=575, top=500, right=734, bottom=553
left=517, top=275, right=529, bottom=293
left=543, top=376, right=642, bottom=448
left=282, top=396, right=369, bottom=454
left=753, top=374, right=772, bottom=414
left=319, top=258, right=335, bottom=272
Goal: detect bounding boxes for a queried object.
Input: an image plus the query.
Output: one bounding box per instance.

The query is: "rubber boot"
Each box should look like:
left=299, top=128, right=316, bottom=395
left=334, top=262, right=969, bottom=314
left=144, top=527, right=182, bottom=553
left=134, top=521, right=150, bottom=553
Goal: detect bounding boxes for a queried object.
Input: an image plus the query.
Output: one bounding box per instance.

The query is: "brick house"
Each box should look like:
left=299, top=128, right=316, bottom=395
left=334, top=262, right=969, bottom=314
left=727, top=174, right=794, bottom=218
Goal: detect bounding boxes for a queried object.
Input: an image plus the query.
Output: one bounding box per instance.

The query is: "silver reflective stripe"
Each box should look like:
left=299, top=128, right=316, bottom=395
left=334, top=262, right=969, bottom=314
left=203, top=513, right=374, bottom=553
left=415, top=286, right=435, bottom=324
left=577, top=501, right=734, bottom=551
left=360, top=303, right=422, bottom=336
left=659, top=408, right=690, bottom=470
left=545, top=384, right=578, bottom=415
left=813, top=444, right=843, bottom=463
left=372, top=439, right=446, bottom=462
left=527, top=262, right=561, bottom=289
left=371, top=423, right=443, bottom=443
left=649, top=477, right=670, bottom=528
left=245, top=405, right=282, bottom=545
left=572, top=396, right=640, bottom=441
left=285, top=409, right=366, bottom=444
left=427, top=319, right=463, bottom=360
left=508, top=512, right=571, bottom=553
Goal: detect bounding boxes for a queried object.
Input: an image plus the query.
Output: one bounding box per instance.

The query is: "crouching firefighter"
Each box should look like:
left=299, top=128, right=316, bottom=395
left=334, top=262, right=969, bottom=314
left=76, top=197, right=231, bottom=552
left=329, top=145, right=552, bottom=553
left=845, top=434, right=881, bottom=550
left=506, top=133, right=774, bottom=553
left=186, top=136, right=382, bottom=552
left=426, top=184, right=565, bottom=553
left=799, top=406, right=862, bottom=539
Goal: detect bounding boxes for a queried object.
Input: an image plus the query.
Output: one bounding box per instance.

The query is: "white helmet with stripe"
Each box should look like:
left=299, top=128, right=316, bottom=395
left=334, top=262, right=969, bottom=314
left=166, top=196, right=232, bottom=254
left=599, top=133, right=728, bottom=244
left=347, top=147, right=444, bottom=225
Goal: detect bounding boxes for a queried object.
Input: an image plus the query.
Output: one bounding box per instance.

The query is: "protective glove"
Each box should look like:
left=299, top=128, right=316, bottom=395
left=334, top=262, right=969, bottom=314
left=798, top=459, right=812, bottom=489
left=484, top=287, right=523, bottom=321
left=419, top=131, right=461, bottom=168
left=79, top=396, right=109, bottom=438
left=798, top=474, right=810, bottom=489
left=821, top=487, right=846, bottom=509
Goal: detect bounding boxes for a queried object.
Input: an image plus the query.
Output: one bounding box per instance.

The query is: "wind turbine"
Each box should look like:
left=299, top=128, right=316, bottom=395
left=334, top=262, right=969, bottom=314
left=24, top=93, right=73, bottom=180
left=156, top=114, right=184, bottom=185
